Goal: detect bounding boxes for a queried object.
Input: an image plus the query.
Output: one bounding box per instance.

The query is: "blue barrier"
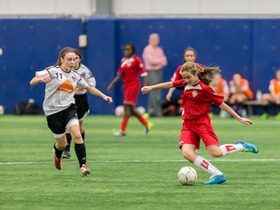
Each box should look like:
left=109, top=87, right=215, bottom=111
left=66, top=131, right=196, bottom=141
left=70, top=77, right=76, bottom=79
left=1, top=17, right=280, bottom=115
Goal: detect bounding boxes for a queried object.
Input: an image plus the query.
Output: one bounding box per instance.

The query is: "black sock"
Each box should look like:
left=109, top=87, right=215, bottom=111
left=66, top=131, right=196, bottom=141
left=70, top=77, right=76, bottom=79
left=81, top=132, right=85, bottom=142
left=263, top=105, right=268, bottom=113
left=65, top=133, right=72, bottom=152
left=54, top=144, right=63, bottom=158
left=277, top=104, right=280, bottom=113
left=75, top=143, right=86, bottom=167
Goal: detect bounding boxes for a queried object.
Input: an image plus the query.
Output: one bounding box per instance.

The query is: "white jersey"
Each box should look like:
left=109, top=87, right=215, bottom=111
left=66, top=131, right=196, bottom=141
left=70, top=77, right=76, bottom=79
left=74, top=64, right=96, bottom=95
left=36, top=66, right=88, bottom=116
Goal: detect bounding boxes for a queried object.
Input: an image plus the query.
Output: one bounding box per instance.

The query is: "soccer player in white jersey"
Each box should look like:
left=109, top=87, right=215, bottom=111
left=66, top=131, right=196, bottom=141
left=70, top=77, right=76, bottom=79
left=141, top=62, right=259, bottom=185
left=62, top=49, right=96, bottom=159
left=29, top=47, right=112, bottom=176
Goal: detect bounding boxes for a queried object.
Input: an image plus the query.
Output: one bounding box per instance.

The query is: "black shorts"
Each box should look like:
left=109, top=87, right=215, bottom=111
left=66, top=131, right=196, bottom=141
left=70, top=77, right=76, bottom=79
left=74, top=93, right=89, bottom=120
left=46, top=104, right=78, bottom=134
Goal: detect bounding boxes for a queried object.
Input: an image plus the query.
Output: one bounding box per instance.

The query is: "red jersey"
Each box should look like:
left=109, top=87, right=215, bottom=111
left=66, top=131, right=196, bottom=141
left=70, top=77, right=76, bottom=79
left=172, top=79, right=224, bottom=120
left=117, top=55, right=147, bottom=83
left=170, top=63, right=204, bottom=82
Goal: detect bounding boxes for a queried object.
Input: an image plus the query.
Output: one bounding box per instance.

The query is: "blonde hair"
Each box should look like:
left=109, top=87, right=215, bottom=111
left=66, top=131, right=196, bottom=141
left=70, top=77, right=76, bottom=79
left=181, top=62, right=220, bottom=85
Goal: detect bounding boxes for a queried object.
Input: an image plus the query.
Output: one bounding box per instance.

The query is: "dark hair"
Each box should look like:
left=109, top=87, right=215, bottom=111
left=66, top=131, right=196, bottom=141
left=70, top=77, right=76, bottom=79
left=184, top=47, right=197, bottom=58
left=181, top=62, right=220, bottom=85
left=54, top=47, right=75, bottom=66
left=74, top=49, right=82, bottom=60
left=124, top=43, right=135, bottom=55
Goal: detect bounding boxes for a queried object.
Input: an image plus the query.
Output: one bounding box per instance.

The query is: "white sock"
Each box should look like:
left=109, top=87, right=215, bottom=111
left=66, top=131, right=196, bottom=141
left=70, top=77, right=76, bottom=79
left=193, top=156, right=223, bottom=176
left=219, top=144, right=244, bottom=156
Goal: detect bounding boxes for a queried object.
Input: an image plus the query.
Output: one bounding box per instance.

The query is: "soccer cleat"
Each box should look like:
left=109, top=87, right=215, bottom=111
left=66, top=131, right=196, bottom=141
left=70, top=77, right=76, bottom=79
left=113, top=130, right=126, bottom=137
left=145, top=122, right=154, bottom=135
left=80, top=164, right=90, bottom=177
left=53, top=149, right=62, bottom=170
left=62, top=150, right=71, bottom=159
left=236, top=140, right=259, bottom=154
left=275, top=113, right=280, bottom=120
left=204, top=174, right=227, bottom=185
left=261, top=113, right=269, bottom=120
left=143, top=113, right=150, bottom=119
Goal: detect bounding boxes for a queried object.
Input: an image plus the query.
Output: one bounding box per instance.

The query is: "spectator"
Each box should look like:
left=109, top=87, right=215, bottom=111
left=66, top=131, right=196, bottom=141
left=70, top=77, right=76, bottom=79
left=229, top=73, right=254, bottom=117
left=261, top=69, right=280, bottom=119
left=209, top=73, right=229, bottom=117
left=142, top=33, right=167, bottom=117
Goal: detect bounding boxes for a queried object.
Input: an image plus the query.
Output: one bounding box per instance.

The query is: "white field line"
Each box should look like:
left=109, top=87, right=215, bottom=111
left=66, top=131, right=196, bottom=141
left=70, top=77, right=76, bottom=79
left=0, top=159, right=280, bottom=165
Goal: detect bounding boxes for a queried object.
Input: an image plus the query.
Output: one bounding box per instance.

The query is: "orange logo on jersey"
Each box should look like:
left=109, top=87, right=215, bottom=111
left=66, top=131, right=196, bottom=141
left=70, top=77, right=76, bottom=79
left=56, top=79, right=74, bottom=93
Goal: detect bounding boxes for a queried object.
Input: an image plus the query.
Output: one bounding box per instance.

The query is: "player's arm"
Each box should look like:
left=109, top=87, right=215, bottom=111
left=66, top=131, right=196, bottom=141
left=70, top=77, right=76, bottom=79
left=86, top=85, right=113, bottom=104
left=219, top=102, right=253, bottom=125
left=107, top=73, right=122, bottom=92
left=166, top=87, right=176, bottom=101
left=29, top=71, right=51, bottom=86
left=141, top=82, right=173, bottom=94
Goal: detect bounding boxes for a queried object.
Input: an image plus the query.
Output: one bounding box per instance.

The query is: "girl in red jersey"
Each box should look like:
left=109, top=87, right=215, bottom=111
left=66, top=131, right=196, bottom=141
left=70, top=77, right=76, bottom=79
left=229, top=73, right=254, bottom=117
left=261, top=69, right=280, bottom=119
left=107, top=43, right=153, bottom=136
left=166, top=47, right=203, bottom=110
left=141, top=62, right=259, bottom=185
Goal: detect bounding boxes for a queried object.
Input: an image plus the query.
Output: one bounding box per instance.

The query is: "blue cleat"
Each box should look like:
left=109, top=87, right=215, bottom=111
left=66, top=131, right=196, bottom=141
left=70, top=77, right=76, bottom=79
left=204, top=174, right=227, bottom=185
left=113, top=130, right=126, bottom=137
left=236, top=140, right=259, bottom=154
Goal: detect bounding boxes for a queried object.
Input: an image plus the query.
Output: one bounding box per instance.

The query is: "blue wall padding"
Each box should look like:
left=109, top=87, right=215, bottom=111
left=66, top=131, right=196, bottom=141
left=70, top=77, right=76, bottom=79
left=1, top=18, right=280, bottom=115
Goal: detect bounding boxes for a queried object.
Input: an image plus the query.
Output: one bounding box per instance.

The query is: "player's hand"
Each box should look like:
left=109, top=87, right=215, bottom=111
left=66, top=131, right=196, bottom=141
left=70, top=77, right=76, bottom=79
left=239, top=117, right=253, bottom=125
left=41, top=75, right=51, bottom=83
left=141, top=86, right=152, bottom=94
left=107, top=84, right=113, bottom=93
left=103, top=96, right=113, bottom=104
left=166, top=92, right=172, bottom=101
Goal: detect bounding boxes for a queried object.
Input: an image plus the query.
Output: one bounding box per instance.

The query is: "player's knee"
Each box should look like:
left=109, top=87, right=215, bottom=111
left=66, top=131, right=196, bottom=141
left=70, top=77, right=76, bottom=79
left=208, top=149, right=223, bottom=158
left=182, top=151, right=195, bottom=163
left=71, top=132, right=82, bottom=142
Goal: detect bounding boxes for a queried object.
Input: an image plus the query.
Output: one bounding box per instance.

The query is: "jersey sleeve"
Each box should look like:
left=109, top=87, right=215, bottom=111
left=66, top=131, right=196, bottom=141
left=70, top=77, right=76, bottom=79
left=136, top=56, right=148, bottom=77
left=85, top=69, right=96, bottom=88
left=172, top=79, right=185, bottom=90
left=170, top=65, right=182, bottom=82
left=35, top=66, right=53, bottom=78
left=204, top=86, right=224, bottom=106
left=76, top=77, right=89, bottom=89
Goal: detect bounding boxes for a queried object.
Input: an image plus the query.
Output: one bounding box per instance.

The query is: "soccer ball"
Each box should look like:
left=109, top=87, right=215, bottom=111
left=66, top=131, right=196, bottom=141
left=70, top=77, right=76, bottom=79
left=114, top=105, right=124, bottom=116
left=136, top=106, right=146, bottom=114
left=178, top=166, right=198, bottom=185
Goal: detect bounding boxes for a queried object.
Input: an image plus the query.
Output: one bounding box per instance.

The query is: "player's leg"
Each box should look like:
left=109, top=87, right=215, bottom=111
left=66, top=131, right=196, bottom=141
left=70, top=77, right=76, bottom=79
left=62, top=129, right=72, bottom=159
left=46, top=112, right=67, bottom=170
left=261, top=93, right=271, bottom=119
left=65, top=105, right=90, bottom=176
left=68, top=123, right=90, bottom=176
left=131, top=105, right=154, bottom=134
left=180, top=121, right=226, bottom=185
left=113, top=103, right=131, bottom=136
left=53, top=134, right=67, bottom=170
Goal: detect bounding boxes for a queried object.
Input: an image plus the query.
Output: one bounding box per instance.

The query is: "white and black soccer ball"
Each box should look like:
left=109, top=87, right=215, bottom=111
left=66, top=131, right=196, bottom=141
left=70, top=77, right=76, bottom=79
left=114, top=105, right=124, bottom=116
left=178, top=166, right=198, bottom=185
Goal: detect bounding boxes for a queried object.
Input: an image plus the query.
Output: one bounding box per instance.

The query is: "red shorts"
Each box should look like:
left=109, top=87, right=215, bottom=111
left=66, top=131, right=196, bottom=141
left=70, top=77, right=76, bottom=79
left=123, top=82, right=140, bottom=105
left=179, top=116, right=220, bottom=150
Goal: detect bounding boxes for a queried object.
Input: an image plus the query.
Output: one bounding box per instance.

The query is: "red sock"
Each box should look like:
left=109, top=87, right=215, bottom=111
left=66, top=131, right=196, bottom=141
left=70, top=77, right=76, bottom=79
left=137, top=115, right=148, bottom=127
left=121, top=118, right=129, bottom=132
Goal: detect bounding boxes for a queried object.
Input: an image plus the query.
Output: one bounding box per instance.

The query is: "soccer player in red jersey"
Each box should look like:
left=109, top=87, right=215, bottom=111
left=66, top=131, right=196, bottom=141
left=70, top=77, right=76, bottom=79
left=107, top=43, right=153, bottom=136
left=166, top=47, right=203, bottom=110
left=141, top=62, right=259, bottom=185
